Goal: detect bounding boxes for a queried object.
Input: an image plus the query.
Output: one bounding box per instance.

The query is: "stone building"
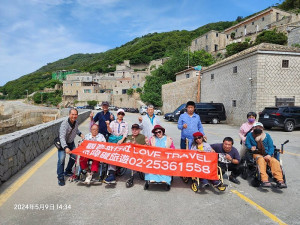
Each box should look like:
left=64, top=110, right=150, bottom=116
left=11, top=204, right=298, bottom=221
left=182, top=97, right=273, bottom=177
left=201, top=43, right=300, bottom=125
left=191, top=7, right=300, bottom=54
left=190, top=30, right=229, bottom=53
left=162, top=67, right=201, bottom=113
left=288, top=26, right=300, bottom=46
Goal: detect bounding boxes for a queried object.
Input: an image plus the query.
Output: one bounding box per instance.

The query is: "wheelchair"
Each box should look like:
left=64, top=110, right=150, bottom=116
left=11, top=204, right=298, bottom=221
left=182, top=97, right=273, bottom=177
left=241, top=140, right=288, bottom=188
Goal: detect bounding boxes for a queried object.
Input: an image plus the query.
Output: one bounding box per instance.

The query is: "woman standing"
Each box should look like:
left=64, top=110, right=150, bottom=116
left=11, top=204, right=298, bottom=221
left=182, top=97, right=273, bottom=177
left=239, top=112, right=257, bottom=158
left=144, top=125, right=175, bottom=190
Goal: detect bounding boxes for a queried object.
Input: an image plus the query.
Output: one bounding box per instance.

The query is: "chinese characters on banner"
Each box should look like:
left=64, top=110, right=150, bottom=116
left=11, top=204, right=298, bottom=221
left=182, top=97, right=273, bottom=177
left=71, top=140, right=219, bottom=180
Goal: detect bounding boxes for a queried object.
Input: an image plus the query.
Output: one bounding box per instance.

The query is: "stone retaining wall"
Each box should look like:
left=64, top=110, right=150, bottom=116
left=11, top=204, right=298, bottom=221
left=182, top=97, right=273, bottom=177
left=0, top=110, right=90, bottom=185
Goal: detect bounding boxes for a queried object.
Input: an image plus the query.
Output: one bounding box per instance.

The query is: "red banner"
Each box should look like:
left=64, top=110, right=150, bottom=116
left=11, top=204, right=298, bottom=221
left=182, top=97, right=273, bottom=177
left=72, top=140, right=219, bottom=180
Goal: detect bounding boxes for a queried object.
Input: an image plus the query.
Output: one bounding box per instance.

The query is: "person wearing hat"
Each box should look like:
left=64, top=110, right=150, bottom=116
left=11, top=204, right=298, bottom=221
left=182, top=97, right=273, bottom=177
left=90, top=101, right=114, bottom=141
left=104, top=108, right=128, bottom=184
left=124, top=124, right=147, bottom=187
left=190, top=132, right=221, bottom=188
left=245, top=122, right=287, bottom=188
left=144, top=125, right=175, bottom=187
left=238, top=112, right=257, bottom=158
left=124, top=124, right=147, bottom=145
left=138, top=105, right=160, bottom=139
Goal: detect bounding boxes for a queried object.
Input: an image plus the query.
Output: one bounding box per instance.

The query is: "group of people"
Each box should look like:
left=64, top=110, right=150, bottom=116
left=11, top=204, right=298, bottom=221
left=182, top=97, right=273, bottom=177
left=56, top=100, right=286, bottom=189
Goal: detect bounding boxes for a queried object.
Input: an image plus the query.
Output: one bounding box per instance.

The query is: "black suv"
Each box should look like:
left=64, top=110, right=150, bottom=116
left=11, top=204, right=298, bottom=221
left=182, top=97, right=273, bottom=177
left=174, top=103, right=226, bottom=124
left=258, top=106, right=300, bottom=132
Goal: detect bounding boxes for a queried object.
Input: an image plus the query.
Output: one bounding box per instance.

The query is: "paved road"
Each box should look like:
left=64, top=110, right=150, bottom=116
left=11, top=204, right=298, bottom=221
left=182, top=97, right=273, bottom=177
left=0, top=112, right=299, bottom=225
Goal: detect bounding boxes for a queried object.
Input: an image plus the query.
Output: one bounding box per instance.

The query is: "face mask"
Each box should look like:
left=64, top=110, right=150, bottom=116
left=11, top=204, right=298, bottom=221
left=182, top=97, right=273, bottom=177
left=253, top=128, right=262, bottom=135
left=248, top=118, right=255, bottom=123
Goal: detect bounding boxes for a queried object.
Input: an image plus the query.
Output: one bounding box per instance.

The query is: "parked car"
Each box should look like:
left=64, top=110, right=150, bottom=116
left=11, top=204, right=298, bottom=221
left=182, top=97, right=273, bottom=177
left=139, top=106, right=148, bottom=115
left=258, top=106, right=300, bottom=132
left=164, top=104, right=186, bottom=122
left=164, top=112, right=173, bottom=121
left=129, top=108, right=139, bottom=113
left=154, top=108, right=162, bottom=115
left=95, top=104, right=102, bottom=110
left=174, top=103, right=226, bottom=124
left=83, top=105, right=95, bottom=110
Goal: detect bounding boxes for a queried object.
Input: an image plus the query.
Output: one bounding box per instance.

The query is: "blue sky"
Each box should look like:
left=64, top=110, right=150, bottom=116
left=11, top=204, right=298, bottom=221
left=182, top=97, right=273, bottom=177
left=0, top=0, right=280, bottom=86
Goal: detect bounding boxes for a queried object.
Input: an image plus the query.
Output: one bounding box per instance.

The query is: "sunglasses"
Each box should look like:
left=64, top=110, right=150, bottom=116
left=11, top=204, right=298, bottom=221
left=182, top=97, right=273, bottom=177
left=118, top=112, right=125, bottom=116
left=194, top=136, right=203, bottom=140
left=154, top=130, right=162, bottom=134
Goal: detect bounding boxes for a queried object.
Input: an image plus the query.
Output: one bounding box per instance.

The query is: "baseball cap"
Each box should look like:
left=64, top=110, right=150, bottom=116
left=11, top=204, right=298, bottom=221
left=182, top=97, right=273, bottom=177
left=102, top=101, right=109, bottom=106
left=131, top=124, right=140, bottom=129
left=117, top=108, right=125, bottom=115
left=253, top=122, right=264, bottom=127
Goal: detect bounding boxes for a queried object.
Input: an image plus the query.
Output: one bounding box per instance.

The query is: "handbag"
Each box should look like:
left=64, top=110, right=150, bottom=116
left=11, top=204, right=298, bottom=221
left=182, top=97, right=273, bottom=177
left=54, top=136, right=62, bottom=150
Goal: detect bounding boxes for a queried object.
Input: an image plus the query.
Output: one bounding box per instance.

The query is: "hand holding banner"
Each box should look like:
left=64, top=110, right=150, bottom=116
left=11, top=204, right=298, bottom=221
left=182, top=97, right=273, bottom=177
left=71, top=140, right=219, bottom=180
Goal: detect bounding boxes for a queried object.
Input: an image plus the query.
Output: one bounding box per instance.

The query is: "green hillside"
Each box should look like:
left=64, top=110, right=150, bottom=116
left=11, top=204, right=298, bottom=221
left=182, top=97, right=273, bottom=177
left=0, top=21, right=234, bottom=99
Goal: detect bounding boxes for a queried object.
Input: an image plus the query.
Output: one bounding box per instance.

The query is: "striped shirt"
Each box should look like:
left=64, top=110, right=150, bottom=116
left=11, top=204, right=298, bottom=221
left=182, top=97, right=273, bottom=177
left=109, top=120, right=128, bottom=137
left=59, top=119, right=82, bottom=150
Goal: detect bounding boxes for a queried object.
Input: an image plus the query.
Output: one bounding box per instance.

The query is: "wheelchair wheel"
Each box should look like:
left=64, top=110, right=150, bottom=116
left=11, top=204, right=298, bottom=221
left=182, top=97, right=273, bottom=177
left=182, top=177, right=189, bottom=183
left=191, top=181, right=198, bottom=193
left=144, top=181, right=149, bottom=190
left=165, top=184, right=171, bottom=191
left=116, top=167, right=127, bottom=176
left=126, top=177, right=134, bottom=188
left=138, top=172, right=145, bottom=180
left=242, top=166, right=248, bottom=180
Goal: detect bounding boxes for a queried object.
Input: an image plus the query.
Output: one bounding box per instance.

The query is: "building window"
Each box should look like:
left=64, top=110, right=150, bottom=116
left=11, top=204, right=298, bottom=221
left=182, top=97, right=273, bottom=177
left=133, top=75, right=135, bottom=78
left=122, top=89, right=127, bottom=94
left=232, top=100, right=237, bottom=107
left=244, top=25, right=247, bottom=28
left=282, top=60, right=289, bottom=68
left=276, top=97, right=295, bottom=107
left=116, top=91, right=118, bottom=94
left=227, top=34, right=229, bottom=39
left=205, top=45, right=208, bottom=51
left=211, top=74, right=214, bottom=80
left=252, top=22, right=254, bottom=25
left=214, top=45, right=218, bottom=51
left=137, top=75, right=139, bottom=78
left=216, top=33, right=218, bottom=37
left=186, top=74, right=190, bottom=79
left=195, top=39, right=197, bottom=44
left=236, top=29, right=238, bottom=32
left=262, top=17, right=264, bottom=21
left=84, top=89, right=91, bottom=93
left=138, top=83, right=140, bottom=87
left=233, top=66, right=238, bottom=73
left=87, top=77, right=89, bottom=80
left=206, top=35, right=208, bottom=39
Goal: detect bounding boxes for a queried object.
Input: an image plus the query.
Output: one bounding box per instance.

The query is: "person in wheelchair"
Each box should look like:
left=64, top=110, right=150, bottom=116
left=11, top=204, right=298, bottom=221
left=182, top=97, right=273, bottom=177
left=211, top=137, right=242, bottom=184
left=79, top=124, right=106, bottom=185
left=245, top=122, right=287, bottom=188
left=190, top=132, right=221, bottom=188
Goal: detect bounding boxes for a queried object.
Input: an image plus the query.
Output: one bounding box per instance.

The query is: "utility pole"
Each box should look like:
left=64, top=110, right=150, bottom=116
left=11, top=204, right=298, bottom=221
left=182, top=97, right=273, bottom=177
left=187, top=46, right=190, bottom=68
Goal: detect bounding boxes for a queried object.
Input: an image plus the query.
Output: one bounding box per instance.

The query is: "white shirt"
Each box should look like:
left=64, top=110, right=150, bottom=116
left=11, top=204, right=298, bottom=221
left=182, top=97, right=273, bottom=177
left=85, top=133, right=106, bottom=142
left=139, top=114, right=160, bottom=139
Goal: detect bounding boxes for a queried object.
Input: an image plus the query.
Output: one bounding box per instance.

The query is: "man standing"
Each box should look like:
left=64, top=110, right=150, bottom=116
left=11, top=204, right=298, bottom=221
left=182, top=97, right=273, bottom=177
left=177, top=101, right=205, bottom=149
left=138, top=105, right=160, bottom=139
left=90, top=101, right=114, bottom=140
left=57, top=108, right=84, bottom=186
left=211, top=137, right=242, bottom=184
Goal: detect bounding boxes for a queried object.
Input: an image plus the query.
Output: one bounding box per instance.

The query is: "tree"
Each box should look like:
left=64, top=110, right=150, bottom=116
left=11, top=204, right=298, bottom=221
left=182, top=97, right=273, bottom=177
left=127, top=88, right=134, bottom=95
left=279, top=0, right=300, bottom=10
left=87, top=100, right=98, bottom=107
left=136, top=87, right=142, bottom=93
left=226, top=41, right=252, bottom=56
left=236, top=16, right=243, bottom=23
left=255, top=29, right=288, bottom=45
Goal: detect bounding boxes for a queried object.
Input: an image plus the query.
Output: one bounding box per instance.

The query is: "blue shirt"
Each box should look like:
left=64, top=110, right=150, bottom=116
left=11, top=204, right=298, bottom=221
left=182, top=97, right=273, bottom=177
left=245, top=132, right=274, bottom=156
left=93, top=111, right=114, bottom=136
left=177, top=112, right=204, bottom=139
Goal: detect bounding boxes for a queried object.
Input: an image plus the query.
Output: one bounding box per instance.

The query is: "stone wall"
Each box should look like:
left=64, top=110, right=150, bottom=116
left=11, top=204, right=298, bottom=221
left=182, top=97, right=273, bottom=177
left=288, top=27, right=300, bottom=46
left=112, top=93, right=141, bottom=108
left=162, top=77, right=199, bottom=113
left=0, top=110, right=90, bottom=185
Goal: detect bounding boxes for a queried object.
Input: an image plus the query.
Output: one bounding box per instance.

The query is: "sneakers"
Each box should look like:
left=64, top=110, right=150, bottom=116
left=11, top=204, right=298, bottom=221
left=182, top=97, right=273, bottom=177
left=64, top=171, right=73, bottom=177
left=58, top=179, right=65, bottom=186
left=261, top=181, right=272, bottom=188
left=104, top=174, right=116, bottom=184
left=277, top=181, right=287, bottom=189
left=212, top=180, right=222, bottom=188
left=229, top=175, right=240, bottom=184
left=84, top=172, right=93, bottom=185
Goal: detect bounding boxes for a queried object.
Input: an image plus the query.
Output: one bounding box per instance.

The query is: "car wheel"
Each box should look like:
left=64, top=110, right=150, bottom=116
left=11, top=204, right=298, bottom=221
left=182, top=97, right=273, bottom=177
left=284, top=121, right=295, bottom=132
left=211, top=118, right=219, bottom=124
left=157, top=112, right=161, bottom=115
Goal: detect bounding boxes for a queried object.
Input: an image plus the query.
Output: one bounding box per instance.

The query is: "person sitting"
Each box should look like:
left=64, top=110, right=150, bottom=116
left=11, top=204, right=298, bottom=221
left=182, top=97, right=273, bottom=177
left=239, top=112, right=257, bottom=158
left=245, top=122, right=287, bottom=188
left=79, top=124, right=106, bottom=185
left=211, top=137, right=242, bottom=184
left=144, top=125, right=175, bottom=186
left=190, top=132, right=221, bottom=188
left=105, top=108, right=128, bottom=184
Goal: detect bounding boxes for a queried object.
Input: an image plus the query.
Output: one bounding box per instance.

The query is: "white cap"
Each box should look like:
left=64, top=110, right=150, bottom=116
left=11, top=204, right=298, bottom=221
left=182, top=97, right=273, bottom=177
left=253, top=122, right=264, bottom=127
left=117, top=108, right=125, bottom=114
